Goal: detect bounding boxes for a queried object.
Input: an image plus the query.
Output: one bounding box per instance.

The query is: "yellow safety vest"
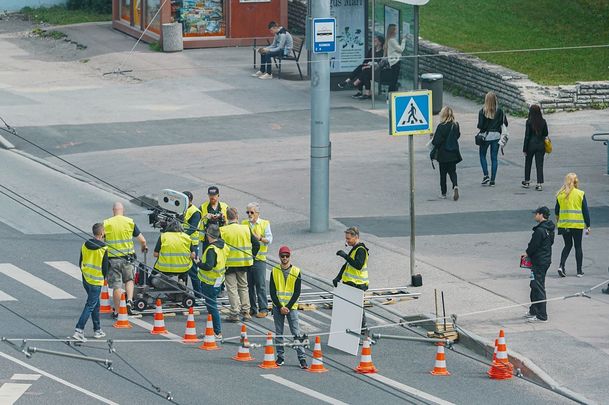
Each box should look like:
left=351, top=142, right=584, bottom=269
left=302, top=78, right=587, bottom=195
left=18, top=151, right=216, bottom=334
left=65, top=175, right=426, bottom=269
left=221, top=223, right=253, bottom=268
left=242, top=218, right=270, bottom=261
left=183, top=204, right=201, bottom=245
left=557, top=189, right=585, bottom=229
left=200, top=201, right=229, bottom=227
left=272, top=265, right=300, bottom=310
left=154, top=232, right=193, bottom=273
left=197, top=243, right=227, bottom=286
left=341, top=246, right=369, bottom=286
left=103, top=215, right=135, bottom=258
left=81, top=243, right=107, bottom=286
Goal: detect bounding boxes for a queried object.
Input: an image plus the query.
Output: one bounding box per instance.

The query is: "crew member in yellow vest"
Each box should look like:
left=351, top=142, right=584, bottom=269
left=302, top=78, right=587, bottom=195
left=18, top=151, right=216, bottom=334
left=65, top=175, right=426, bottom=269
left=220, top=207, right=259, bottom=322
left=270, top=246, right=307, bottom=369
left=243, top=202, right=272, bottom=318
left=200, top=186, right=229, bottom=229
left=182, top=191, right=203, bottom=299
left=104, top=202, right=147, bottom=317
left=153, top=220, right=196, bottom=286
left=333, top=226, right=370, bottom=328
left=73, top=223, right=109, bottom=342
left=194, top=224, right=227, bottom=338
left=555, top=173, right=591, bottom=278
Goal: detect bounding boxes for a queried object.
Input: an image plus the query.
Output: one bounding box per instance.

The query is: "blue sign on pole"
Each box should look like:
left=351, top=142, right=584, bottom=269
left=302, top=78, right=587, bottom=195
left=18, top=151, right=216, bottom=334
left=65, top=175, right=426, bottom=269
left=313, top=18, right=336, bottom=54
left=389, top=90, right=433, bottom=136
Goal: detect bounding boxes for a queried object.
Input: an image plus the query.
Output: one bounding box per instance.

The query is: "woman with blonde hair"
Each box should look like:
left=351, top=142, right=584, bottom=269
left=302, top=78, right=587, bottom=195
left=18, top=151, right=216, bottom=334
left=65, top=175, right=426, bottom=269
left=431, top=106, right=462, bottom=200
left=477, top=91, right=508, bottom=186
left=380, top=24, right=406, bottom=92
left=555, top=173, right=591, bottom=277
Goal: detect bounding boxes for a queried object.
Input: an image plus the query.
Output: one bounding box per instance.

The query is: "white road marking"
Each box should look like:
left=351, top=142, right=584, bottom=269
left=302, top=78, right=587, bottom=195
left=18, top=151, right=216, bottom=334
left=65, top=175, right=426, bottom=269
left=0, top=383, right=31, bottom=404
left=365, top=312, right=388, bottom=326
left=45, top=261, right=82, bottom=280
left=314, top=310, right=333, bottom=321
left=11, top=374, right=41, bottom=381
left=299, top=312, right=328, bottom=327
left=0, top=290, right=17, bottom=301
left=367, top=374, right=455, bottom=405
left=0, top=264, right=75, bottom=299
left=0, top=350, right=118, bottom=405
left=129, top=317, right=184, bottom=343
left=261, top=374, right=349, bottom=405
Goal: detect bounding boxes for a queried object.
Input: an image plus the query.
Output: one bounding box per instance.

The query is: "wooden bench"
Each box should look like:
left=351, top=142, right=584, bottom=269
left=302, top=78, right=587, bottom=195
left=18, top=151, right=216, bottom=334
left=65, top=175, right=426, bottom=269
left=274, top=36, right=304, bottom=80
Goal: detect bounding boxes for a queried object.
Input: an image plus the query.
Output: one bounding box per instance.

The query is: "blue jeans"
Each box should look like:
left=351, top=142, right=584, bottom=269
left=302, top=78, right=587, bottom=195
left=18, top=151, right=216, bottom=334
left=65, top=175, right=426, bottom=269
left=76, top=281, right=101, bottom=331
left=248, top=260, right=268, bottom=314
left=479, top=139, right=500, bottom=181
left=200, top=283, right=222, bottom=334
left=188, top=246, right=202, bottom=298
left=273, top=307, right=305, bottom=360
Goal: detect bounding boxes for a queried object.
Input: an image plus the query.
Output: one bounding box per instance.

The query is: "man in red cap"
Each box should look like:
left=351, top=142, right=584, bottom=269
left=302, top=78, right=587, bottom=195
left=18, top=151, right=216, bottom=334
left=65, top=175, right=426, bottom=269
left=270, top=246, right=307, bottom=369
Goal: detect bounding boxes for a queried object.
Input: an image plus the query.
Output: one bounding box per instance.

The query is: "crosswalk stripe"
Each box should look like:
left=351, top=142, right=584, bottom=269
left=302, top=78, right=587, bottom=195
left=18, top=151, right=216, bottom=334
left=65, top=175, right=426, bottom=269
left=0, top=290, right=17, bottom=302
left=11, top=374, right=41, bottom=381
left=45, top=261, right=82, bottom=280
left=0, top=383, right=31, bottom=405
left=261, top=375, right=349, bottom=405
left=129, top=318, right=184, bottom=343
left=368, top=374, right=455, bottom=405
left=0, top=264, right=75, bottom=300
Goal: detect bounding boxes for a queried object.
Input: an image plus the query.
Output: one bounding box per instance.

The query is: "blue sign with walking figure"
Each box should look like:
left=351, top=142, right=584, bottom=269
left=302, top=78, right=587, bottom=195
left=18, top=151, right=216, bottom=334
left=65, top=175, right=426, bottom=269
left=390, top=90, right=433, bottom=136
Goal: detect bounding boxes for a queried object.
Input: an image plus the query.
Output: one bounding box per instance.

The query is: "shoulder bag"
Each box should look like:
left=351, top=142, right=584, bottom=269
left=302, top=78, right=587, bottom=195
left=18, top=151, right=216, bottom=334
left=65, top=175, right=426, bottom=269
left=475, top=131, right=487, bottom=146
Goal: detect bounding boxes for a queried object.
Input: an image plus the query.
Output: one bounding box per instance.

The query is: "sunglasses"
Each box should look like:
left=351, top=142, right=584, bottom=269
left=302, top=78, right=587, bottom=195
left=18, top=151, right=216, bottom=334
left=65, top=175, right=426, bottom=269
left=279, top=254, right=290, bottom=258
left=246, top=211, right=256, bottom=214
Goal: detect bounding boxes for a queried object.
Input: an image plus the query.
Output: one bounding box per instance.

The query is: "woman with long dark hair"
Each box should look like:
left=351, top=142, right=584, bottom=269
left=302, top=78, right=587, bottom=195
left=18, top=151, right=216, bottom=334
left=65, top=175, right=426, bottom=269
left=522, top=104, right=548, bottom=191
left=338, top=34, right=385, bottom=99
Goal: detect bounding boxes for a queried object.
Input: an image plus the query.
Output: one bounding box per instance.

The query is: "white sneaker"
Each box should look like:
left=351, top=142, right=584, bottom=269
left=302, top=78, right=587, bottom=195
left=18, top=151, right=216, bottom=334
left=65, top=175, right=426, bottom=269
left=94, top=330, right=106, bottom=339
left=523, top=311, right=536, bottom=319
left=527, top=316, right=548, bottom=323
left=259, top=73, right=273, bottom=80
left=251, top=71, right=263, bottom=77
left=72, top=330, right=87, bottom=342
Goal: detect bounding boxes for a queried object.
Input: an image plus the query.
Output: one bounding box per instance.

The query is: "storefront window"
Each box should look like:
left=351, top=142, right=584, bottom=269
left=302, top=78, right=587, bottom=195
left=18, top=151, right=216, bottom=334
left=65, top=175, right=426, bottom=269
left=145, top=0, right=162, bottom=34
left=121, top=0, right=131, bottom=22
left=172, top=0, right=225, bottom=37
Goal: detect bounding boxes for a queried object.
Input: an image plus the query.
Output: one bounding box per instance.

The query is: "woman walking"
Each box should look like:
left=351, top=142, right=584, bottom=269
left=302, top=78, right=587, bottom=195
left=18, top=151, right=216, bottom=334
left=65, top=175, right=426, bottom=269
left=381, top=24, right=406, bottom=92
left=477, top=91, right=508, bottom=187
left=522, top=105, right=548, bottom=191
left=432, top=106, right=462, bottom=200
left=555, top=173, right=591, bottom=277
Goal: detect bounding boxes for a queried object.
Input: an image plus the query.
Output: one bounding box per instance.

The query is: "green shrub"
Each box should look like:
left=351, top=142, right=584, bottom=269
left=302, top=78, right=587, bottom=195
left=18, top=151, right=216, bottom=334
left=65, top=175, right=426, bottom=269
left=66, top=0, right=112, bottom=14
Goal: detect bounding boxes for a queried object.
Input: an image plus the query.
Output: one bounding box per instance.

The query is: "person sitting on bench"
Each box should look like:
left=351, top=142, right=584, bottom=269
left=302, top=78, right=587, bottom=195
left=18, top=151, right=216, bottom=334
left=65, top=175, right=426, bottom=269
left=252, top=21, right=293, bottom=80
left=337, top=34, right=385, bottom=100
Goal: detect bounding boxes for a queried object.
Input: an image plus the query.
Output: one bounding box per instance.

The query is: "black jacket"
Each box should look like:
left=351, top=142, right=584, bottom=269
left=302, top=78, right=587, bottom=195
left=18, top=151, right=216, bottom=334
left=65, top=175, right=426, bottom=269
left=477, top=108, right=508, bottom=133
left=523, top=119, right=548, bottom=153
left=432, top=122, right=462, bottom=163
left=526, top=220, right=555, bottom=267
left=335, top=242, right=369, bottom=291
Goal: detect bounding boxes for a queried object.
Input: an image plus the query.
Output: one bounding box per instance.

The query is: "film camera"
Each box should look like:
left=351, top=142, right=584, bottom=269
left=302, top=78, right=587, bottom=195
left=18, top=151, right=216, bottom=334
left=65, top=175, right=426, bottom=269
left=148, top=189, right=188, bottom=230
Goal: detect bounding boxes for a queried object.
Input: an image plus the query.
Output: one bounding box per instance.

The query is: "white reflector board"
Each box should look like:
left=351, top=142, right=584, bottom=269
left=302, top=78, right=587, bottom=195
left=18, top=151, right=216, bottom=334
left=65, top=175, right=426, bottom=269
left=328, top=283, right=364, bottom=355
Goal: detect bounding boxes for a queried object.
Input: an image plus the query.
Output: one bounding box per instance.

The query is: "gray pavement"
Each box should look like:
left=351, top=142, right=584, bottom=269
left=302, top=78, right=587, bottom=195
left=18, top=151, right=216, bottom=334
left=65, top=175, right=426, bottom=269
left=1, top=18, right=609, bottom=404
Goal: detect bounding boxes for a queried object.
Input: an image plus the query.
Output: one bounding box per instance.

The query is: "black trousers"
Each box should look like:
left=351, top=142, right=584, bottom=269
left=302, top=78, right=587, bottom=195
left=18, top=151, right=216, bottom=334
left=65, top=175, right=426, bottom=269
left=529, top=264, right=550, bottom=321
left=380, top=62, right=401, bottom=92
left=560, top=228, right=584, bottom=273
left=439, top=162, right=458, bottom=196
left=524, top=149, right=545, bottom=183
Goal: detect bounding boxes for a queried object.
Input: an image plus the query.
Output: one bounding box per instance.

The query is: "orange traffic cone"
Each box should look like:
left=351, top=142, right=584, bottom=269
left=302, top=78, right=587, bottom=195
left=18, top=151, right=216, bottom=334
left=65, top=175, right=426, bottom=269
left=113, top=292, right=132, bottom=329
left=182, top=307, right=199, bottom=343
left=199, top=314, right=220, bottom=351
left=487, top=338, right=499, bottom=377
left=488, top=329, right=513, bottom=380
left=307, top=336, right=328, bottom=373
left=430, top=343, right=450, bottom=376
left=258, top=332, right=279, bottom=369
left=99, top=280, right=112, bottom=314
left=355, top=337, right=377, bottom=374
left=233, top=324, right=254, bottom=362
left=151, top=299, right=168, bottom=334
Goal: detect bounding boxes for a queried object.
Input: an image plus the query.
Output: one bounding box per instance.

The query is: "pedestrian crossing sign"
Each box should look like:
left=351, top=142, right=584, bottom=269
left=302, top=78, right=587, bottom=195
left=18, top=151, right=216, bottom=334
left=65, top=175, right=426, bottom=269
left=389, top=90, right=433, bottom=136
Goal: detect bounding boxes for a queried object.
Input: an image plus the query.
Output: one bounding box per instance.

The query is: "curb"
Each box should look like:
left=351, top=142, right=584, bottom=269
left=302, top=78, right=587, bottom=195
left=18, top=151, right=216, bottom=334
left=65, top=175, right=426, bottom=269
left=0, top=133, right=15, bottom=149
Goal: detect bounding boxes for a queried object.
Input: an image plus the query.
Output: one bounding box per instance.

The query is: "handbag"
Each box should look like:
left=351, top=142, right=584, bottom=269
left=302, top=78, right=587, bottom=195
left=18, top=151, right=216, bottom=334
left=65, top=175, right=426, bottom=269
left=520, top=255, right=532, bottom=269
left=544, top=137, right=553, bottom=154
left=475, top=131, right=487, bottom=146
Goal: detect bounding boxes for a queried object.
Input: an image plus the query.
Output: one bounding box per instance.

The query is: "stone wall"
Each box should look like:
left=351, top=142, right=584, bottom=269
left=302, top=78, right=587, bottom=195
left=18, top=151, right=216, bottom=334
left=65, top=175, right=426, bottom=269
left=539, top=83, right=609, bottom=111
left=288, top=0, right=307, bottom=35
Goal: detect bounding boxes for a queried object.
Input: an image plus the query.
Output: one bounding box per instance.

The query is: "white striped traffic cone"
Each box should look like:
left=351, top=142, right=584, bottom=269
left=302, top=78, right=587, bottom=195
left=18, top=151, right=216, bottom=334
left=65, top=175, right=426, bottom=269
left=151, top=299, right=168, bottom=334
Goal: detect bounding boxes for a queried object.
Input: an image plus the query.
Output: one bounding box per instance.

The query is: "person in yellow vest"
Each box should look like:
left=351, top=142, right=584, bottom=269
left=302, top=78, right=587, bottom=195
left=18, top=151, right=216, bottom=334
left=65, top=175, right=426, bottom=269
left=555, top=173, right=591, bottom=278
left=73, top=223, right=109, bottom=342
left=182, top=191, right=203, bottom=299
left=270, top=246, right=307, bottom=369
left=333, top=226, right=370, bottom=328
left=194, top=224, right=227, bottom=338
left=243, top=202, right=272, bottom=318
left=104, top=202, right=147, bottom=317
left=200, top=186, right=229, bottom=229
left=153, top=220, right=197, bottom=286
left=221, top=208, right=259, bottom=322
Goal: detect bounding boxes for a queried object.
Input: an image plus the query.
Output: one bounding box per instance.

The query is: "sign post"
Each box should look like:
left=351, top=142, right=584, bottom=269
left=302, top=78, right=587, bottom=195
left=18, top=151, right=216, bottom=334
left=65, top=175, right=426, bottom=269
left=389, top=90, right=432, bottom=286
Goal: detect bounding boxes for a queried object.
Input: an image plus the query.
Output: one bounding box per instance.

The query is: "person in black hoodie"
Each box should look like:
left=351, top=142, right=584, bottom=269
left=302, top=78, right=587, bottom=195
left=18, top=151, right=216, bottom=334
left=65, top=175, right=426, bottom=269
left=522, top=104, right=549, bottom=191
left=523, top=206, right=555, bottom=323
left=73, top=223, right=109, bottom=342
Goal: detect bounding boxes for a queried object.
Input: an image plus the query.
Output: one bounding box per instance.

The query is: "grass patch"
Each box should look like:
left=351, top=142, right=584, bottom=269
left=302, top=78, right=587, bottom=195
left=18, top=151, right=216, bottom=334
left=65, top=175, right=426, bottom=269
left=149, top=41, right=162, bottom=52
left=21, top=5, right=111, bottom=25
left=420, top=0, right=609, bottom=85
left=32, top=27, right=67, bottom=40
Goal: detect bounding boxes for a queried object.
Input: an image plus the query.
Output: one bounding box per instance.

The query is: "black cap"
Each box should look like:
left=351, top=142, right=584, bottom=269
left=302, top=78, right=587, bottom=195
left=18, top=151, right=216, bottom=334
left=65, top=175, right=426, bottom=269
left=207, top=224, right=220, bottom=239
left=182, top=191, right=193, bottom=202
left=207, top=186, right=219, bottom=195
left=533, top=206, right=550, bottom=219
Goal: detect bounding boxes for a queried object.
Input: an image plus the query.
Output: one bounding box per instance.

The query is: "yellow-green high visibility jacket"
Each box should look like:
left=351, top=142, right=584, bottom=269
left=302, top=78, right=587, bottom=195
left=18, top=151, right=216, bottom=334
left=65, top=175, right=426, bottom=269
left=242, top=218, right=270, bottom=261
left=272, top=265, right=301, bottom=310
left=183, top=204, right=201, bottom=245
left=341, top=246, right=369, bottom=287
left=154, top=232, right=193, bottom=273
left=103, top=215, right=135, bottom=258
left=197, top=243, right=227, bottom=286
left=221, top=223, right=253, bottom=268
left=200, top=201, right=229, bottom=227
left=81, top=243, right=107, bottom=286
left=557, top=189, right=586, bottom=229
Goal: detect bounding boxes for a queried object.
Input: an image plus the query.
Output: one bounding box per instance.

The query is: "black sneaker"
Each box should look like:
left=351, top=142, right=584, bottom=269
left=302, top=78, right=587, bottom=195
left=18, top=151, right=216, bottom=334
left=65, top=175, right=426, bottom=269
left=602, top=285, right=609, bottom=294
left=521, top=181, right=530, bottom=188
left=557, top=267, right=566, bottom=278
left=275, top=356, right=284, bottom=366
left=299, top=358, right=308, bottom=369
left=481, top=176, right=490, bottom=185
left=126, top=300, right=133, bottom=315
left=338, top=80, right=351, bottom=89
left=576, top=271, right=584, bottom=278
left=489, top=181, right=496, bottom=187
left=359, top=94, right=372, bottom=100
left=112, top=311, right=118, bottom=319
left=351, top=92, right=362, bottom=99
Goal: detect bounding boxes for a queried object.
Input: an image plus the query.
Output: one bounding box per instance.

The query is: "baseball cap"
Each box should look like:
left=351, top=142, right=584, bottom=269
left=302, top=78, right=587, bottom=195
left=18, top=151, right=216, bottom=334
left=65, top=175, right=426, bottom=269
left=207, top=186, right=219, bottom=195
left=206, top=224, right=221, bottom=239
left=533, top=206, right=550, bottom=219
left=182, top=191, right=193, bottom=201
left=278, top=246, right=291, bottom=256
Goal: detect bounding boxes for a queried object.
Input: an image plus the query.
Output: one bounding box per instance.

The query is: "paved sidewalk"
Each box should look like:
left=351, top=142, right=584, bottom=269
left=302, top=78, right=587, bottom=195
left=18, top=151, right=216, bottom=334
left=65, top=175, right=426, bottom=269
left=1, top=20, right=609, bottom=403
